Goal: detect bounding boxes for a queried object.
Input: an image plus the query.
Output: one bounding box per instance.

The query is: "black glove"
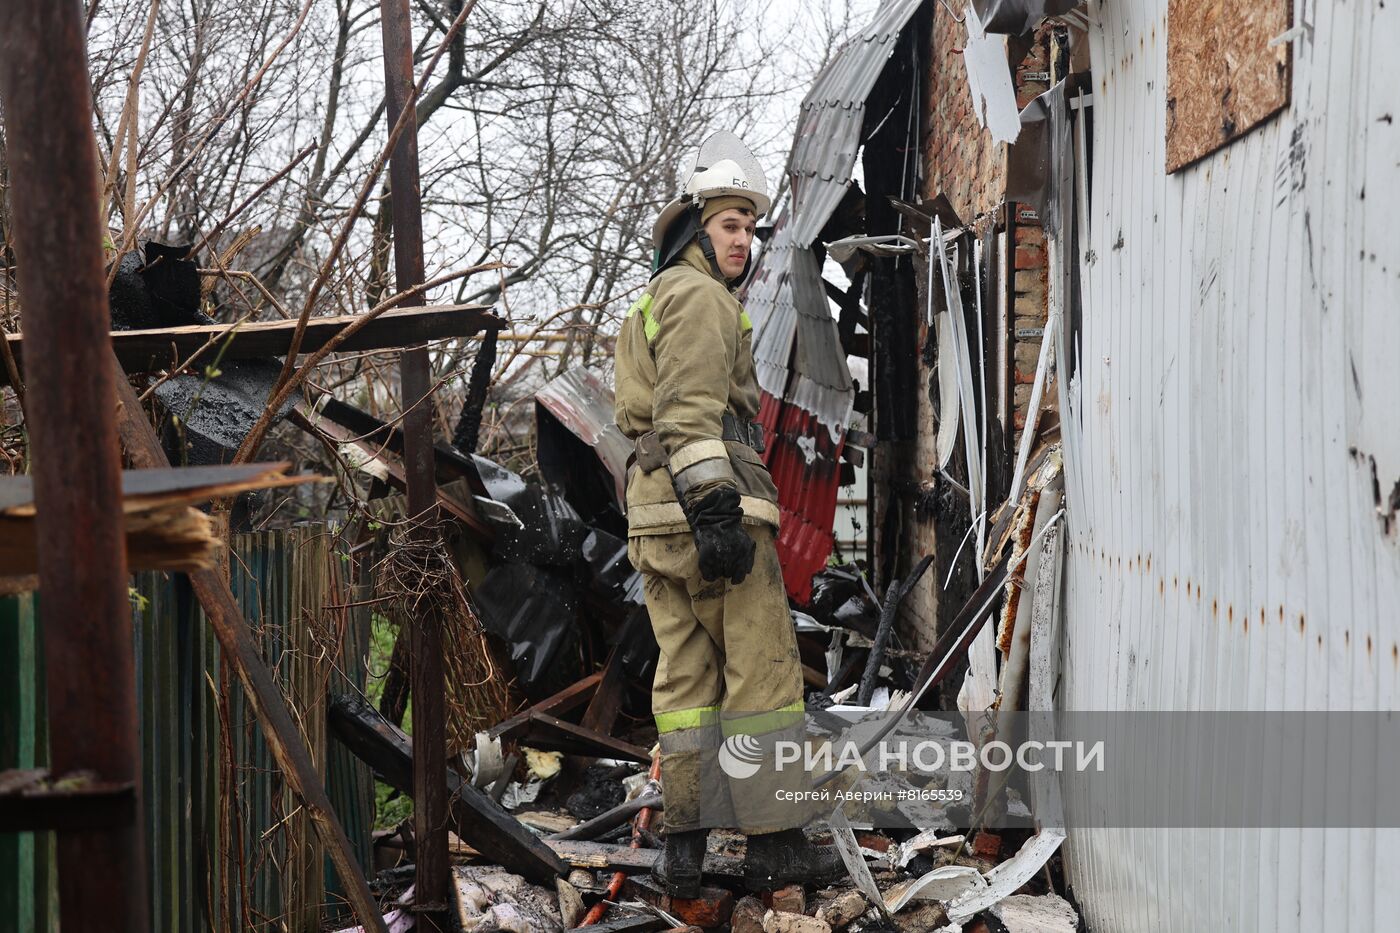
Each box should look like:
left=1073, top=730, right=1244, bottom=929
left=681, top=486, right=756, bottom=584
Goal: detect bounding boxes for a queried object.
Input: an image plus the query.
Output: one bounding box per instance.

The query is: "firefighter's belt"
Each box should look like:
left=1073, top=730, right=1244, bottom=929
left=628, top=417, right=765, bottom=476
left=720, top=413, right=765, bottom=454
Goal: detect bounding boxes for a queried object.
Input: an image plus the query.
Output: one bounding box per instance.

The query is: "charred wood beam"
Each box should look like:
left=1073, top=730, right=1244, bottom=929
left=579, top=645, right=626, bottom=737
left=550, top=793, right=663, bottom=842
left=910, top=555, right=1011, bottom=710
left=310, top=395, right=488, bottom=495
left=0, top=304, right=501, bottom=386
left=291, top=407, right=491, bottom=538
left=329, top=692, right=566, bottom=883
left=451, top=327, right=497, bottom=454
left=487, top=671, right=602, bottom=742
left=857, top=554, right=933, bottom=706
left=523, top=713, right=651, bottom=764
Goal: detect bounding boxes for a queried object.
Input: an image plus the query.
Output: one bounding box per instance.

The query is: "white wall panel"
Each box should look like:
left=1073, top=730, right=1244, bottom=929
left=1060, top=1, right=1400, bottom=929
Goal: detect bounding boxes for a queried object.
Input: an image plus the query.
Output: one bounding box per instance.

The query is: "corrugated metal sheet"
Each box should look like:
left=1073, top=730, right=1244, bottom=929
left=1, top=527, right=374, bottom=932
left=747, top=215, right=851, bottom=603
left=748, top=224, right=855, bottom=438
left=1058, top=2, right=1400, bottom=930
left=745, top=0, right=922, bottom=599
left=787, top=0, right=925, bottom=247
left=761, top=394, right=844, bottom=604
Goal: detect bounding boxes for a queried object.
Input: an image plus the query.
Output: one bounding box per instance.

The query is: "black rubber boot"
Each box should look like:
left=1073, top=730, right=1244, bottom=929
left=742, top=829, right=846, bottom=891
left=654, top=828, right=708, bottom=898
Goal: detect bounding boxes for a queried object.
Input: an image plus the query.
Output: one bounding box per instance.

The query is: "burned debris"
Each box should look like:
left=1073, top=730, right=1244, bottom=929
left=9, top=0, right=1394, bottom=926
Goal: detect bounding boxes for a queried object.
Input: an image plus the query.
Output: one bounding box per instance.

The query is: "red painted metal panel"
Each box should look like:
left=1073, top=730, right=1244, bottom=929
left=760, top=392, right=845, bottom=605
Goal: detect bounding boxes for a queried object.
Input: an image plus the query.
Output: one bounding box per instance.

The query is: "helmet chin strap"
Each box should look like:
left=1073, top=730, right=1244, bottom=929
left=695, top=227, right=728, bottom=283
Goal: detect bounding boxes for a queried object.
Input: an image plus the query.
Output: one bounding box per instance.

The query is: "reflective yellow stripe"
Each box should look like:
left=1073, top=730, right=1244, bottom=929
left=722, top=700, right=805, bottom=738
left=670, top=439, right=729, bottom=473
left=627, top=495, right=781, bottom=532
left=673, top=458, right=737, bottom=496
left=655, top=705, right=720, bottom=734
left=627, top=293, right=660, bottom=343
left=739, top=310, right=752, bottom=332
left=739, top=497, right=781, bottom=527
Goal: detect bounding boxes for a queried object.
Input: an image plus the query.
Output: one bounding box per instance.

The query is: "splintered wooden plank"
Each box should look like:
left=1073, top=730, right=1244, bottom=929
left=580, top=646, right=626, bottom=737
left=524, top=713, right=652, bottom=764
left=0, top=464, right=325, bottom=577
left=1166, top=0, right=1292, bottom=172
left=0, top=462, right=314, bottom=514
left=0, top=304, right=502, bottom=385
left=293, top=408, right=492, bottom=537
left=544, top=839, right=745, bottom=877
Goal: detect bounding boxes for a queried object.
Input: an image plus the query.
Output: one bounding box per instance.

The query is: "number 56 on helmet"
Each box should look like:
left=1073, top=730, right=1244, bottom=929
left=651, top=130, right=771, bottom=272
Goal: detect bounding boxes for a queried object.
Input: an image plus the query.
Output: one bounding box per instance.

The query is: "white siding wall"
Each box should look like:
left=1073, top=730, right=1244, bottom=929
left=1060, top=1, right=1400, bottom=929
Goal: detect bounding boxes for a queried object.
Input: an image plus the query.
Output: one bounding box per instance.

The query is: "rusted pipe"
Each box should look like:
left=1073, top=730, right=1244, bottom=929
left=0, top=1, right=147, bottom=929
left=578, top=755, right=664, bottom=927
left=379, top=0, right=451, bottom=925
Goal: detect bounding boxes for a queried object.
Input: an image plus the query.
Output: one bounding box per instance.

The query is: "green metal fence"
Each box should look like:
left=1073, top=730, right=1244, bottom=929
left=0, top=525, right=374, bottom=932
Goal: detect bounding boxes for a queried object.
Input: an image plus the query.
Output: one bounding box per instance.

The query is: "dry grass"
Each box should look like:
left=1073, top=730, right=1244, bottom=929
left=375, top=517, right=513, bottom=756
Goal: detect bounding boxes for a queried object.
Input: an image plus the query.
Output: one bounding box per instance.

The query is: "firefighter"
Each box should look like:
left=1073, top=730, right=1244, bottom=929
left=614, top=131, right=842, bottom=896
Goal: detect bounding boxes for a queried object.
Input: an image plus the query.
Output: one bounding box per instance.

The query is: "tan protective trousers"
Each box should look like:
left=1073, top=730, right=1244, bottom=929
left=628, top=524, right=809, bottom=833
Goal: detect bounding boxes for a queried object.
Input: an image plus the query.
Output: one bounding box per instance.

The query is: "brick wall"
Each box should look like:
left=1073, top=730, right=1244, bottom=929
left=923, top=4, right=1006, bottom=223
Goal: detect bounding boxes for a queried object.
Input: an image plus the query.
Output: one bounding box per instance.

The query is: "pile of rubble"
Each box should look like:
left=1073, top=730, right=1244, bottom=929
left=96, top=246, right=1077, bottom=931
left=304, top=359, right=1079, bottom=931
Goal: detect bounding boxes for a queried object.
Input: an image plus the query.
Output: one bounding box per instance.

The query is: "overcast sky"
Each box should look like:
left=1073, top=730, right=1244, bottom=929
left=739, top=0, right=886, bottom=185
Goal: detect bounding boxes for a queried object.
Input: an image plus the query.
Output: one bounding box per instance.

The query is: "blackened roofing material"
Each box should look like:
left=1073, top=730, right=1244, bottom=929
left=786, top=0, right=925, bottom=249
left=535, top=367, right=631, bottom=506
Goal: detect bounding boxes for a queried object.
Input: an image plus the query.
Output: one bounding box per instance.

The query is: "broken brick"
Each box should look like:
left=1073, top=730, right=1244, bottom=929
left=971, top=831, right=1002, bottom=858
left=762, top=910, right=832, bottom=933
left=731, top=895, right=767, bottom=933
left=623, top=874, right=734, bottom=928
left=762, top=884, right=805, bottom=915
left=854, top=831, right=893, bottom=853
left=814, top=890, right=867, bottom=929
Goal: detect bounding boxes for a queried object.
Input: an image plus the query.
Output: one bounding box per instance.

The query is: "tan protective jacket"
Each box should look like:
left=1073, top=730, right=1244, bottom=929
left=614, top=241, right=780, bottom=537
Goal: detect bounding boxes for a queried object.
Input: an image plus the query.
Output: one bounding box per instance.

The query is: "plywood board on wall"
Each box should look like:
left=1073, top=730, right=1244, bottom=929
left=1165, top=0, right=1291, bottom=173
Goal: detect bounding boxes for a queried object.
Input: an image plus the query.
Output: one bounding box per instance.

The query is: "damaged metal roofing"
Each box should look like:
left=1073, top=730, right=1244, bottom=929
left=742, top=0, right=924, bottom=601
left=746, top=211, right=854, bottom=438
left=786, top=0, right=924, bottom=248
left=534, top=366, right=631, bottom=509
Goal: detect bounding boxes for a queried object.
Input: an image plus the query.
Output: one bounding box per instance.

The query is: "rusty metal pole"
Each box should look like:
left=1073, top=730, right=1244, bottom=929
left=0, top=1, right=148, bottom=930
left=379, top=0, right=450, bottom=924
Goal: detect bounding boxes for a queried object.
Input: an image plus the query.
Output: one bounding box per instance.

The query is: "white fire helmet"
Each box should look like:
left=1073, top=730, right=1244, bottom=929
left=651, top=130, right=771, bottom=251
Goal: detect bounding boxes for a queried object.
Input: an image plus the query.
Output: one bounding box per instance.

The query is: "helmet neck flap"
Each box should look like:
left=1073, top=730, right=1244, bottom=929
left=654, top=204, right=756, bottom=288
